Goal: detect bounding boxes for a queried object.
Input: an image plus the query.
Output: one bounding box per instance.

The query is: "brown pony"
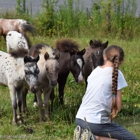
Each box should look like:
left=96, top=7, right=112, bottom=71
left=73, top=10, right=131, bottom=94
left=83, top=39, right=108, bottom=86
left=0, top=18, right=35, bottom=41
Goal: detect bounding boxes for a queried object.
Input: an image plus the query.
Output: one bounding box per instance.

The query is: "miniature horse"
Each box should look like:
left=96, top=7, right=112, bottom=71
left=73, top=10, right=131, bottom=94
left=0, top=48, right=39, bottom=124
left=33, top=39, right=85, bottom=106
left=0, top=18, right=35, bottom=41
left=83, top=39, right=108, bottom=86
left=55, top=39, right=85, bottom=105
left=23, top=44, right=60, bottom=122
left=6, top=31, right=32, bottom=52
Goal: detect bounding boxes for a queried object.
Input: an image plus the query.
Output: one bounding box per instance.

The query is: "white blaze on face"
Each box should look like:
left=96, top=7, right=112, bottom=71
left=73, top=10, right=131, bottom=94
left=77, top=58, right=84, bottom=83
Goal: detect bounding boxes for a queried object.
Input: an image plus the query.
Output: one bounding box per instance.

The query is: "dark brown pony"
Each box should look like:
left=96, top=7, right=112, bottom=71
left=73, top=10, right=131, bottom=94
left=0, top=18, right=35, bottom=41
left=83, top=39, right=108, bottom=86
left=55, top=39, right=85, bottom=105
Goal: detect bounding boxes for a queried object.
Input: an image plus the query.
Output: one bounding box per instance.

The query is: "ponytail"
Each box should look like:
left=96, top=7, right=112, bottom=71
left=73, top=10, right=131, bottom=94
left=104, top=45, right=124, bottom=122
left=110, top=55, right=119, bottom=122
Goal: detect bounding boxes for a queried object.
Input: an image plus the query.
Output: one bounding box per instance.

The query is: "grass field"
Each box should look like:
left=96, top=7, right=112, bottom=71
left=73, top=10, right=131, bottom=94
left=0, top=36, right=140, bottom=139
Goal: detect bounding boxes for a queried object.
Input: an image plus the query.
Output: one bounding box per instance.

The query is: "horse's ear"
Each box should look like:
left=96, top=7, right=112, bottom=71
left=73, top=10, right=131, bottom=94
left=89, top=40, right=94, bottom=46
left=55, top=51, right=60, bottom=60
left=24, top=55, right=31, bottom=63
left=44, top=52, right=49, bottom=60
left=81, top=49, right=86, bottom=55
left=103, top=41, right=108, bottom=49
left=35, top=55, right=40, bottom=62
left=77, top=49, right=86, bottom=56
left=70, top=50, right=76, bottom=56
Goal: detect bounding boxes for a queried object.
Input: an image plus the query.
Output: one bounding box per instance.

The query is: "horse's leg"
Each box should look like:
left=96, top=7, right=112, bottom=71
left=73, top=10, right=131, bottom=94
left=50, top=88, right=55, bottom=112
left=33, top=94, right=38, bottom=107
left=17, top=87, right=24, bottom=124
left=44, top=87, right=52, bottom=121
left=0, top=29, right=2, bottom=41
left=9, top=85, right=17, bottom=124
left=85, top=77, right=88, bottom=87
left=22, top=87, right=28, bottom=113
left=36, top=90, right=43, bottom=122
left=58, top=74, right=68, bottom=105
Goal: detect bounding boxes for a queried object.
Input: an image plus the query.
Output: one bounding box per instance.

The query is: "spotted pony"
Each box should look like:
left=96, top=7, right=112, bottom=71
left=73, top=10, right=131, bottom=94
left=0, top=48, right=39, bottom=124
left=6, top=30, right=31, bottom=52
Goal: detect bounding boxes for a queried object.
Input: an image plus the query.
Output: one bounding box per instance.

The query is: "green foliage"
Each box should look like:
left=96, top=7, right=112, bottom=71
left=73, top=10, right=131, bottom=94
left=1, top=0, right=140, bottom=38
left=0, top=0, right=140, bottom=139
left=0, top=36, right=140, bottom=139
left=34, top=0, right=57, bottom=36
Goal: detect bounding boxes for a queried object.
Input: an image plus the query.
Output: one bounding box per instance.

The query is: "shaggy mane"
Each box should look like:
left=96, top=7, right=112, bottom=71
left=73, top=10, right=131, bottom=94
left=55, top=38, right=79, bottom=52
left=90, top=40, right=103, bottom=48
left=10, top=48, right=28, bottom=58
left=29, top=44, right=54, bottom=59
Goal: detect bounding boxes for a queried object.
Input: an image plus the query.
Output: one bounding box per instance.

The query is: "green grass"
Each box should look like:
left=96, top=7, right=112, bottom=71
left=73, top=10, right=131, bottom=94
left=0, top=36, right=140, bottom=139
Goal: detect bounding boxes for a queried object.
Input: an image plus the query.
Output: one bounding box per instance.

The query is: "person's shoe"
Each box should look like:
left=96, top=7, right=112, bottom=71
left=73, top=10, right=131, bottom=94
left=81, top=129, right=89, bottom=140
left=73, top=125, right=82, bottom=140
left=81, top=129, right=96, bottom=140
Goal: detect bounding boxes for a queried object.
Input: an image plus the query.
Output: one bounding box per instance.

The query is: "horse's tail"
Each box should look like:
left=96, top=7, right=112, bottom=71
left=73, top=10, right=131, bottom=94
left=21, top=22, right=35, bottom=35
left=55, top=38, right=79, bottom=52
left=23, top=33, right=32, bottom=49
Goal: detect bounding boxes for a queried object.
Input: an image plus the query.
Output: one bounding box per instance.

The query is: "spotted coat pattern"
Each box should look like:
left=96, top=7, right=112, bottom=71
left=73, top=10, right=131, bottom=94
left=0, top=49, right=39, bottom=124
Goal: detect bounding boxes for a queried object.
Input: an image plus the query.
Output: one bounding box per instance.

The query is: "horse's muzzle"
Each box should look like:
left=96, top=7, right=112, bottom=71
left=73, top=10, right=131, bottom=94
left=78, top=79, right=83, bottom=83
left=50, top=81, right=57, bottom=87
left=31, top=85, right=38, bottom=93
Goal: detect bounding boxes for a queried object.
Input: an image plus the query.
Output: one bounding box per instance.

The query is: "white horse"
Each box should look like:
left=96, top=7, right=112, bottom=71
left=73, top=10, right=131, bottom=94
left=23, top=44, right=60, bottom=122
left=6, top=31, right=31, bottom=52
left=0, top=48, right=39, bottom=124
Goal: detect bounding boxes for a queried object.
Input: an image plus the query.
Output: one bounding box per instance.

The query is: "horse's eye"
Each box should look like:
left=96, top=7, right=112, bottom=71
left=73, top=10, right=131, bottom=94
left=25, top=71, right=28, bottom=75
left=57, top=67, right=60, bottom=71
left=25, top=70, right=32, bottom=75
left=37, top=69, right=40, bottom=74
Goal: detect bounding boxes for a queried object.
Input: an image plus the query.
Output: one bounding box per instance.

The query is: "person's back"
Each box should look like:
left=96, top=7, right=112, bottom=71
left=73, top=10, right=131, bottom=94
left=73, top=45, right=138, bottom=140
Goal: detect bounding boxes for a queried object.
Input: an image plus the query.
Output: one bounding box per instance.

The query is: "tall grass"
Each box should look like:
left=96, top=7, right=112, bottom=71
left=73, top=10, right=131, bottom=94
left=0, top=36, right=140, bottom=139
left=0, top=0, right=140, bottom=139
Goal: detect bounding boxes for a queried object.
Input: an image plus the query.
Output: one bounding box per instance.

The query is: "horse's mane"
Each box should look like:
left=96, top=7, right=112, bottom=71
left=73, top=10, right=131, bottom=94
left=10, top=48, right=28, bottom=58
left=90, top=40, right=103, bottom=48
left=29, top=44, right=54, bottom=58
left=55, top=38, right=79, bottom=52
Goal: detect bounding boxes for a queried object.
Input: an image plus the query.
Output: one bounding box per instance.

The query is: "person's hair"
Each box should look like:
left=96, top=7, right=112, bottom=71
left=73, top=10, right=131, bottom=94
left=103, top=45, right=124, bottom=122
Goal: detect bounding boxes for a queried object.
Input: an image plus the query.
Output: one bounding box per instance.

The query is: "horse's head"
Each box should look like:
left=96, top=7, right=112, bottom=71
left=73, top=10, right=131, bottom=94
left=69, top=49, right=86, bottom=83
left=6, top=31, right=30, bottom=52
left=24, top=55, right=40, bottom=93
left=89, top=40, right=108, bottom=68
left=44, top=50, right=60, bottom=87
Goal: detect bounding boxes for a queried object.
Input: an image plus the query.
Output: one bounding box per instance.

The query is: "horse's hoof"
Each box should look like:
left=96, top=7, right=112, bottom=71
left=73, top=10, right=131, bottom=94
left=45, top=116, right=50, bottom=122
left=12, top=121, right=17, bottom=125
left=19, top=119, right=24, bottom=124
left=33, top=102, right=38, bottom=107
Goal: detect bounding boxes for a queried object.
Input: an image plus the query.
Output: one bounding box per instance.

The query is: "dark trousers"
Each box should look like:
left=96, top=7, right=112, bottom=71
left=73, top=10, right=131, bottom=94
left=76, top=118, right=138, bottom=140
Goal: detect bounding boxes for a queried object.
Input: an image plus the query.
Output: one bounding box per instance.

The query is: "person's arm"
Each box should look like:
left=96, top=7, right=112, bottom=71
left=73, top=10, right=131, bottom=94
left=116, top=90, right=122, bottom=112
